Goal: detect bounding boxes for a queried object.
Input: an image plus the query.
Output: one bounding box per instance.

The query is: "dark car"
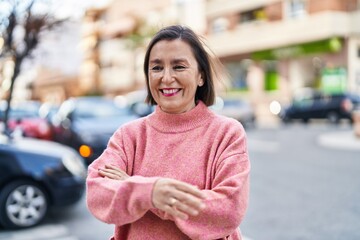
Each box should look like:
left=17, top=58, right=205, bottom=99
left=0, top=101, right=54, bottom=140
left=278, top=90, right=360, bottom=124
left=51, top=96, right=139, bottom=165
left=0, top=132, right=86, bottom=229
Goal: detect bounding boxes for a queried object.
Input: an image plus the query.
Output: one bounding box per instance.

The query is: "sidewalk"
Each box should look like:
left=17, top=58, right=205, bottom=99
left=317, top=130, right=360, bottom=151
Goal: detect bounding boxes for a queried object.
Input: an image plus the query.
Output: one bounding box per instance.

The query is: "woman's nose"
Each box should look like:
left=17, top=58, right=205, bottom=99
left=161, top=68, right=174, bottom=83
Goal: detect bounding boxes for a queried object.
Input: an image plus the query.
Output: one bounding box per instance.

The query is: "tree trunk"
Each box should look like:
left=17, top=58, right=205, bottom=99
left=3, top=57, right=22, bottom=136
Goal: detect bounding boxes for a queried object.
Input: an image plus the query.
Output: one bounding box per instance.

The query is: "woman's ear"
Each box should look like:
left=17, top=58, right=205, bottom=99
left=198, top=74, right=204, bottom=87
left=198, top=80, right=203, bottom=87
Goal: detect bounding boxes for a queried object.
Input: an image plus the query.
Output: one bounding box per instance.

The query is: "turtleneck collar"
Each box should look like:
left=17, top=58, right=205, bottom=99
left=146, top=101, right=214, bottom=133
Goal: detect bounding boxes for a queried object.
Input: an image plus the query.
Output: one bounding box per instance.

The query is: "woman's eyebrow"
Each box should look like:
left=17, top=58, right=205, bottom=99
left=149, top=59, right=162, bottom=64
left=149, top=58, right=189, bottom=65
left=171, top=58, right=188, bottom=64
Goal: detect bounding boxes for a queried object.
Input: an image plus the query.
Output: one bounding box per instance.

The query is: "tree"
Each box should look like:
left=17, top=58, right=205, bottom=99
left=0, top=0, right=64, bottom=135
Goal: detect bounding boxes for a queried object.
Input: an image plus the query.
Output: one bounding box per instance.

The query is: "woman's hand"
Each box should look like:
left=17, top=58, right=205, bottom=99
left=152, top=178, right=206, bottom=220
left=98, top=166, right=206, bottom=220
left=98, top=164, right=129, bottom=180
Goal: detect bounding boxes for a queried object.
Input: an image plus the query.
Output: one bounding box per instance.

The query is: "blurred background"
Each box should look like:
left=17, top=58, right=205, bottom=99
left=1, top=0, right=360, bottom=240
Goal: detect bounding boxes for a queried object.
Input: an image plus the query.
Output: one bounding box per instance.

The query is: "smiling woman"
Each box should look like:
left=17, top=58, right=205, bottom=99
left=86, top=25, right=250, bottom=240
left=147, top=39, right=204, bottom=114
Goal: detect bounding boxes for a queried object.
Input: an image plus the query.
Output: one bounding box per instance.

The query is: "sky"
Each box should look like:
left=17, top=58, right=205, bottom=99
left=0, top=0, right=111, bottom=22
left=52, top=0, right=111, bottom=19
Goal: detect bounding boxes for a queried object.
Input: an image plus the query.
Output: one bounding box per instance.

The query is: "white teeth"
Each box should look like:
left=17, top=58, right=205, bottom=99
left=163, top=89, right=178, bottom=94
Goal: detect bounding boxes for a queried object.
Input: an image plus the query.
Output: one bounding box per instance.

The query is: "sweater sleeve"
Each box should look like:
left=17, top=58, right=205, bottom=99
left=172, top=125, right=250, bottom=239
left=86, top=128, right=159, bottom=225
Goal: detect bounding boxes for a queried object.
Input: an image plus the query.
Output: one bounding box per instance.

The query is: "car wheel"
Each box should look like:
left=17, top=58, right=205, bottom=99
left=327, top=112, right=340, bottom=124
left=0, top=180, right=49, bottom=229
left=281, top=115, right=290, bottom=124
left=301, top=118, right=309, bottom=124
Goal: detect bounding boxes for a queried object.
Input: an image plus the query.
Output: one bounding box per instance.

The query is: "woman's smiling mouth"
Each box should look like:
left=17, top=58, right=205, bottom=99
left=161, top=88, right=181, bottom=97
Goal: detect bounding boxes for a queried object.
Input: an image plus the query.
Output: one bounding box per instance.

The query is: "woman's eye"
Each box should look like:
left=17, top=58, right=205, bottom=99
left=174, top=65, right=186, bottom=70
left=151, top=66, right=162, bottom=71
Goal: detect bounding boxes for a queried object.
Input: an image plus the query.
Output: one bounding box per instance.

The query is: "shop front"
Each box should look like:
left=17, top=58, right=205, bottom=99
left=251, top=37, right=347, bottom=95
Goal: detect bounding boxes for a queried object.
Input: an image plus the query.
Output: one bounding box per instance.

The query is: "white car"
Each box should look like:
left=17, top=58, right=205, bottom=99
left=211, top=97, right=256, bottom=128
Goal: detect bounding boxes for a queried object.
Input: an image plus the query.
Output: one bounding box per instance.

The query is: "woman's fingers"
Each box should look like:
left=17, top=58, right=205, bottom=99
left=98, top=164, right=129, bottom=180
left=174, top=180, right=205, bottom=199
left=170, top=197, right=201, bottom=217
left=152, top=178, right=206, bottom=220
left=164, top=202, right=189, bottom=220
left=171, top=191, right=206, bottom=213
left=99, top=169, right=124, bottom=180
left=168, top=179, right=206, bottom=212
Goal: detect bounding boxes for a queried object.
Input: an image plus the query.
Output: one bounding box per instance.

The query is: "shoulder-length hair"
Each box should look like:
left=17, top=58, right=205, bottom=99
left=143, top=25, right=217, bottom=106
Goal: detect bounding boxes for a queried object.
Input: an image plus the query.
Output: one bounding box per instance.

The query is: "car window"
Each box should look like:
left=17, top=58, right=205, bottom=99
left=0, top=108, right=39, bottom=120
left=9, top=109, right=39, bottom=119
left=74, top=99, right=131, bottom=119
left=318, top=95, right=332, bottom=104
left=223, top=99, right=245, bottom=107
left=293, top=97, right=314, bottom=107
left=348, top=94, right=360, bottom=103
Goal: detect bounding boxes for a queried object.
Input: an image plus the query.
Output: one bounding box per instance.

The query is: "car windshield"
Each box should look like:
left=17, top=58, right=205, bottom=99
left=73, top=99, right=131, bottom=119
left=223, top=99, right=246, bottom=107
left=348, top=94, right=360, bottom=103
left=0, top=108, right=39, bottom=120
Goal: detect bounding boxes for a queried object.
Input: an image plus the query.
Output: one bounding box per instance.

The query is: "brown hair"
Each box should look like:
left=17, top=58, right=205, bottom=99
left=143, top=25, right=217, bottom=106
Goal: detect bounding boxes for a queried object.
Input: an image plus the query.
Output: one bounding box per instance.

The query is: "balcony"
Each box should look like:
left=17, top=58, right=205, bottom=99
left=206, top=10, right=360, bottom=58
left=206, top=0, right=280, bottom=18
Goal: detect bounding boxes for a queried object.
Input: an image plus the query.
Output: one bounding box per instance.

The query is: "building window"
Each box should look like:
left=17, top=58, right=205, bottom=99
left=286, top=0, right=307, bottom=19
left=225, top=60, right=251, bottom=90
left=211, top=17, right=229, bottom=34
left=238, top=8, right=266, bottom=25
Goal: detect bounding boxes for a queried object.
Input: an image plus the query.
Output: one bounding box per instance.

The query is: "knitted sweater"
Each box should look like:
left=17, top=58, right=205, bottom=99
left=86, top=101, right=250, bottom=240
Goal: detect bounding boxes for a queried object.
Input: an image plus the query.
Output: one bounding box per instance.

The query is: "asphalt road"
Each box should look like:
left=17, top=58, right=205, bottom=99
left=0, top=122, right=359, bottom=240
left=242, top=123, right=360, bottom=240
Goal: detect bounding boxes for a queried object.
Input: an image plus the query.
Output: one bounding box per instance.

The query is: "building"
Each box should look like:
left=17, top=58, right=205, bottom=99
left=79, top=0, right=206, bottom=97
left=205, top=0, right=360, bottom=121
left=29, top=20, right=83, bottom=103
left=79, top=0, right=173, bottom=97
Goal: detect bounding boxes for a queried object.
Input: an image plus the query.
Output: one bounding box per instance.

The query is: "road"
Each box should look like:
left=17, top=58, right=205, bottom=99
left=0, top=122, right=359, bottom=240
left=242, top=122, right=360, bottom=240
left=0, top=195, right=113, bottom=240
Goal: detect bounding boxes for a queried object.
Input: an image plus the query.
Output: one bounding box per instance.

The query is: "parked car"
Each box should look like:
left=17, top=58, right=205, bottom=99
left=0, top=101, right=53, bottom=140
left=210, top=96, right=256, bottom=128
left=115, top=89, right=154, bottom=117
left=277, top=90, right=360, bottom=124
left=0, top=131, right=86, bottom=229
left=51, top=96, right=139, bottom=165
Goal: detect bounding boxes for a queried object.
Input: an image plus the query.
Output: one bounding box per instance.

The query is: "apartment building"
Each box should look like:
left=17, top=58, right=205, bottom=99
left=79, top=0, right=206, bottom=96
left=205, top=0, right=360, bottom=109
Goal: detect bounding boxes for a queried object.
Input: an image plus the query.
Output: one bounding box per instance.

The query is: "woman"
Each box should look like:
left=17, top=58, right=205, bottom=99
left=86, top=25, right=250, bottom=240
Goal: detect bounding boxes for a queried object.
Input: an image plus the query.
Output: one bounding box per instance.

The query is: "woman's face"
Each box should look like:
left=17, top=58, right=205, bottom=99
left=148, top=39, right=203, bottom=114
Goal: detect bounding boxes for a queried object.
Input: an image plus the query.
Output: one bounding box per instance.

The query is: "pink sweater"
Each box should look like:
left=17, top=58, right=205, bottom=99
left=86, top=101, right=250, bottom=240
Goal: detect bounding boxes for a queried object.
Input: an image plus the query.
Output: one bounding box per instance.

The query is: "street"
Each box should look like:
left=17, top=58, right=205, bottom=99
left=242, top=122, right=360, bottom=240
left=0, top=122, right=359, bottom=240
